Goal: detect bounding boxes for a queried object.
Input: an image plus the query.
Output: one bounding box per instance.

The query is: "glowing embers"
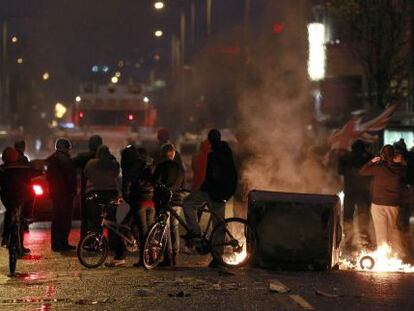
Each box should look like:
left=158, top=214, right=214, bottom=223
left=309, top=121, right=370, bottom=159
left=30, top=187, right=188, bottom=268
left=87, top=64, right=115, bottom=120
left=340, top=243, right=414, bottom=273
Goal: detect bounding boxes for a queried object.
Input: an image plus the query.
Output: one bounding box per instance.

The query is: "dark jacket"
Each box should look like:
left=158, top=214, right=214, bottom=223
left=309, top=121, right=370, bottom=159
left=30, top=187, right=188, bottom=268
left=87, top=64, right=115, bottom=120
left=123, top=159, right=154, bottom=204
left=338, top=150, right=372, bottom=196
left=73, top=150, right=96, bottom=197
left=359, top=160, right=406, bottom=206
left=153, top=160, right=185, bottom=206
left=84, top=149, right=119, bottom=194
left=0, top=163, right=42, bottom=206
left=16, top=150, right=29, bottom=165
left=46, top=151, right=77, bottom=198
left=201, top=141, right=237, bottom=202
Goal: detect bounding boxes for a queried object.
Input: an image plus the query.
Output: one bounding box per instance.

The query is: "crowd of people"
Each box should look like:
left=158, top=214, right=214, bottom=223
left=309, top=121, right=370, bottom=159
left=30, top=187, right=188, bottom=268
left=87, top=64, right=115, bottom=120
left=1, top=127, right=414, bottom=268
left=0, top=128, right=238, bottom=268
left=338, top=139, right=414, bottom=262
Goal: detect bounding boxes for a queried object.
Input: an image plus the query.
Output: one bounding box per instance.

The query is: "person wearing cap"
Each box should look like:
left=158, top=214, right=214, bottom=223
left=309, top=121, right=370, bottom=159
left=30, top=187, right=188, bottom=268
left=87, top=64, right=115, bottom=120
left=72, top=135, right=103, bottom=238
left=46, top=138, right=77, bottom=251
left=0, top=147, right=42, bottom=250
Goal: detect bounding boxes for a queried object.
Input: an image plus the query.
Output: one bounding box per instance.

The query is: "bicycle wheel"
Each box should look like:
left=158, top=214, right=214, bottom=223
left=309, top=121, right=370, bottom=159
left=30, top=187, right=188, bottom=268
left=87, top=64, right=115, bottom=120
left=77, top=232, right=109, bottom=268
left=210, top=217, right=256, bottom=268
left=142, top=222, right=168, bottom=270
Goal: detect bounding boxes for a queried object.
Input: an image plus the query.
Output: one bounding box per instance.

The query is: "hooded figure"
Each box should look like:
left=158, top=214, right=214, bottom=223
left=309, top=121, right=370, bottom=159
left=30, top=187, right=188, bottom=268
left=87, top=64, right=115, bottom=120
left=84, top=145, right=121, bottom=263
left=84, top=145, right=119, bottom=194
left=46, top=138, right=77, bottom=251
left=72, top=135, right=103, bottom=238
left=183, top=129, right=237, bottom=267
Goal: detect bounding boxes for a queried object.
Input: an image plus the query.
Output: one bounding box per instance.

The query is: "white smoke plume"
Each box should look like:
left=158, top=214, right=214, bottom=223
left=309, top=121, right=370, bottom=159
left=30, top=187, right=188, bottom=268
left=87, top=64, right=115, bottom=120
left=238, top=0, right=340, bottom=195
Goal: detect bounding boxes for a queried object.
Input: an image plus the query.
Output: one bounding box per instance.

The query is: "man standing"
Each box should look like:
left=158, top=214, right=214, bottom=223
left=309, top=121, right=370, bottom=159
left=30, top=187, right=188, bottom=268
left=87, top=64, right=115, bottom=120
left=338, top=140, right=373, bottom=253
left=183, top=129, right=237, bottom=266
left=360, top=145, right=406, bottom=257
left=72, top=135, right=103, bottom=238
left=46, top=138, right=77, bottom=251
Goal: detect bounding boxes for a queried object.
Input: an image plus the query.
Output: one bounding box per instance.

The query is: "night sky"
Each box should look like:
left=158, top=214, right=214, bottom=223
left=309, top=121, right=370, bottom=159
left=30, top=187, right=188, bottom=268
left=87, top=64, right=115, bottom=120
left=0, top=0, right=248, bottom=101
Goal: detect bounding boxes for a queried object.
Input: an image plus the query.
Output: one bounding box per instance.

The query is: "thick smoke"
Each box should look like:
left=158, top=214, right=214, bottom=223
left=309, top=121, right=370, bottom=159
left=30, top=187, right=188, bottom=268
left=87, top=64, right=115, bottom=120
left=238, top=1, right=339, bottom=195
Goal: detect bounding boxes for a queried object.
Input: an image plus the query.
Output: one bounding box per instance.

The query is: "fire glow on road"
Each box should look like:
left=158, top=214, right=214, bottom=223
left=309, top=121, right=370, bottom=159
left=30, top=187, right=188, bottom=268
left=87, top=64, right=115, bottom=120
left=340, top=243, right=414, bottom=273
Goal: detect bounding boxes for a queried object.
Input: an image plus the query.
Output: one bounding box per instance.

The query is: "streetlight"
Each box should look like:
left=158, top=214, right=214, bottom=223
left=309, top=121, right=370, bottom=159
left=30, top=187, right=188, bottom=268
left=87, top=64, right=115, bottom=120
left=16, top=58, right=23, bottom=64
left=42, top=72, right=50, bottom=81
left=111, top=76, right=119, bottom=84
left=143, top=96, right=150, bottom=103
left=154, top=1, right=165, bottom=10
left=54, top=102, right=67, bottom=119
left=115, top=71, right=121, bottom=78
left=154, top=30, right=163, bottom=37
left=11, top=36, right=18, bottom=43
left=75, top=96, right=82, bottom=102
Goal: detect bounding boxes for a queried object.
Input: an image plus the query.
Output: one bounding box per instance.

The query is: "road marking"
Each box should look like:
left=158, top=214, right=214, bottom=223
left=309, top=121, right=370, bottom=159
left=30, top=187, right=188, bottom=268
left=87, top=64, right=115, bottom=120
left=269, top=279, right=291, bottom=293
left=289, top=294, right=315, bottom=310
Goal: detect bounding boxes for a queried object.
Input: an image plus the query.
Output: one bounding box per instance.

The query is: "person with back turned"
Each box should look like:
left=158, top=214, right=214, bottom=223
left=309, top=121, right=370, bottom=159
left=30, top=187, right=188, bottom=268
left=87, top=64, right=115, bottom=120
left=360, top=145, right=406, bottom=259
left=338, top=140, right=373, bottom=253
left=72, top=135, right=103, bottom=238
left=46, top=139, right=77, bottom=251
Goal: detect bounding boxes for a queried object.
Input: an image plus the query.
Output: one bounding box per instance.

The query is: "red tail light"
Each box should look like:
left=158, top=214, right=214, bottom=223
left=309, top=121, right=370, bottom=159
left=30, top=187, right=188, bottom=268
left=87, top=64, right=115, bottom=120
left=32, top=184, right=44, bottom=196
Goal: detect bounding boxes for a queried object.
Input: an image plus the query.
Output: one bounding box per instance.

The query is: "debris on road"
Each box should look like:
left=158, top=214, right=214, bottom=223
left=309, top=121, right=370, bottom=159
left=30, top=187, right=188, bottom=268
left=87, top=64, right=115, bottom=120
left=314, top=288, right=339, bottom=298
left=135, top=288, right=155, bottom=297
left=168, top=290, right=191, bottom=297
left=269, top=279, right=291, bottom=293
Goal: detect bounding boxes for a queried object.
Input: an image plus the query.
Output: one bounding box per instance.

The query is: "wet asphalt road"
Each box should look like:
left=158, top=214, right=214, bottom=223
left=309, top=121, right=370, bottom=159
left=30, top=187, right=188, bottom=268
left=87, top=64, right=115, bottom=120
left=0, top=225, right=413, bottom=311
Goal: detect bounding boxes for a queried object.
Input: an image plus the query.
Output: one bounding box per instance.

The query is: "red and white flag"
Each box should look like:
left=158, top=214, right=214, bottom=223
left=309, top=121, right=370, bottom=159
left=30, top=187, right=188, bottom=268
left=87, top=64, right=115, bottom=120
left=329, top=103, right=399, bottom=151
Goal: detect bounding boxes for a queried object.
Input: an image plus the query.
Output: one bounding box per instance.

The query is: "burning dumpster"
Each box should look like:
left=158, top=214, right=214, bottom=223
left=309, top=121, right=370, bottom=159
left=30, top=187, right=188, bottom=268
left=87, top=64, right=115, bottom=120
left=248, top=190, right=341, bottom=270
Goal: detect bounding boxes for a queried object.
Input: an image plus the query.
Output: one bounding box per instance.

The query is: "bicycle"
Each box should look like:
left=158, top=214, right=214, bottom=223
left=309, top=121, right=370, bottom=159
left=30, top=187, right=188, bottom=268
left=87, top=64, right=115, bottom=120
left=142, top=185, right=256, bottom=269
left=77, top=193, right=139, bottom=268
left=8, top=205, right=24, bottom=276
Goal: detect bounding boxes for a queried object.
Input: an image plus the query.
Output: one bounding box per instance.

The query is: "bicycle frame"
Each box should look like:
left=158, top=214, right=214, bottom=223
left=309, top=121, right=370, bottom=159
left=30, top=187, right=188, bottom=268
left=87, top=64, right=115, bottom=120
left=166, top=204, right=227, bottom=240
left=101, top=218, right=136, bottom=245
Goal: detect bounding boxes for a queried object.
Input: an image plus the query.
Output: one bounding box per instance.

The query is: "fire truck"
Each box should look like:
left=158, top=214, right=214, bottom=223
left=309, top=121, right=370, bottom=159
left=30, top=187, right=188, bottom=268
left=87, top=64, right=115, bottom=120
left=54, top=83, right=157, bottom=157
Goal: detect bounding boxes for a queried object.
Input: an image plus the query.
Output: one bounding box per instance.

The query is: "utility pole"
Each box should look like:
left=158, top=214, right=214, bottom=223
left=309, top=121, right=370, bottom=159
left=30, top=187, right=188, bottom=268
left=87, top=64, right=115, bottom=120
left=180, top=9, right=186, bottom=65
left=206, top=0, right=212, bottom=37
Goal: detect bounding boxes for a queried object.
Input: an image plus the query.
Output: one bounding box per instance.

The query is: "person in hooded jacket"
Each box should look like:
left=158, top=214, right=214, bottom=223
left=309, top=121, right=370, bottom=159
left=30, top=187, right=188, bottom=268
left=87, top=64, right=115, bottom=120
left=360, top=145, right=406, bottom=258
left=107, top=145, right=154, bottom=267
left=0, top=147, right=42, bottom=249
left=153, top=143, right=185, bottom=266
left=183, top=129, right=237, bottom=267
left=46, top=139, right=77, bottom=251
left=84, top=145, right=121, bottom=264
left=72, top=135, right=103, bottom=238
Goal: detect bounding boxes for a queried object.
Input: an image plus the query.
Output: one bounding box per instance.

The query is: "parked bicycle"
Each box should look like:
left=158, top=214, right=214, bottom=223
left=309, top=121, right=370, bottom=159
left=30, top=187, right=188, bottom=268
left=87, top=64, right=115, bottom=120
left=142, top=184, right=256, bottom=269
left=77, top=193, right=139, bottom=268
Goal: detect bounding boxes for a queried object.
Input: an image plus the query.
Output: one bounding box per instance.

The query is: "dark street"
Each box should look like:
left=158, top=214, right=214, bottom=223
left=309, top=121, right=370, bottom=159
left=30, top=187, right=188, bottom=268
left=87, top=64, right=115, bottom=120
left=0, top=224, right=413, bottom=310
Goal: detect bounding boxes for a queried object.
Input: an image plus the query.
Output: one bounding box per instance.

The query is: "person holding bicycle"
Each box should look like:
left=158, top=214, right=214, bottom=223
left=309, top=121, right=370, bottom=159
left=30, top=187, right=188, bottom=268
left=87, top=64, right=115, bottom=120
left=0, top=147, right=42, bottom=250
left=153, top=143, right=185, bottom=266
left=183, top=129, right=237, bottom=267
left=115, top=144, right=155, bottom=267
left=84, top=145, right=121, bottom=265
